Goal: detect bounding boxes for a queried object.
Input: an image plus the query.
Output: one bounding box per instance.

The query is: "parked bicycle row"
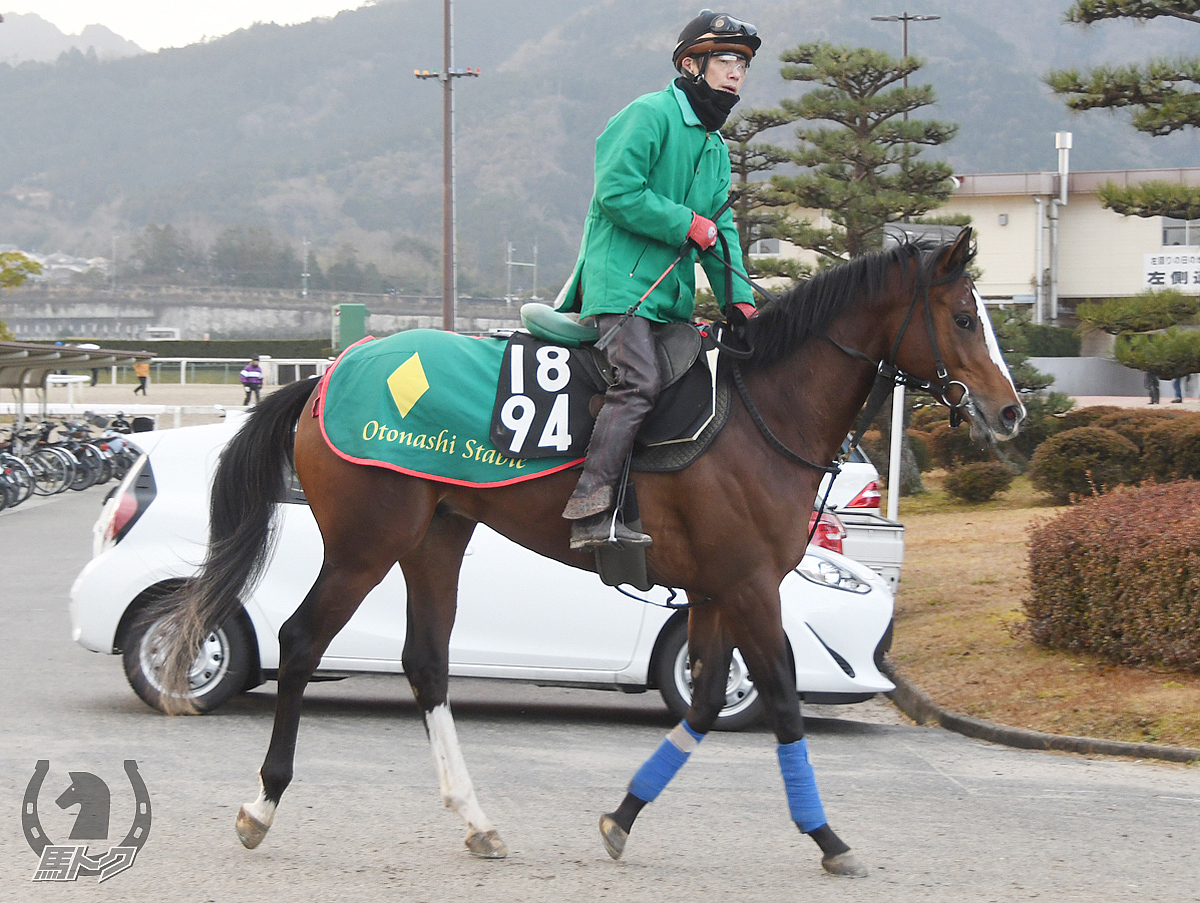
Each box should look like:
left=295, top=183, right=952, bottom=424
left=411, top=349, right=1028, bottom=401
left=0, top=412, right=143, bottom=510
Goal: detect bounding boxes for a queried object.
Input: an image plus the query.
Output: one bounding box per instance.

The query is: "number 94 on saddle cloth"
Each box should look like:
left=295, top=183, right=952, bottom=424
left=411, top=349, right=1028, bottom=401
left=491, top=322, right=718, bottom=459
left=316, top=326, right=718, bottom=488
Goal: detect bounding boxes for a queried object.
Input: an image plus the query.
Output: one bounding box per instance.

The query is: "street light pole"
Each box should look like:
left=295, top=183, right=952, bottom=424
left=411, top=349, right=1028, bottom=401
left=870, top=11, right=939, bottom=522
left=870, top=11, right=941, bottom=108
left=872, top=11, right=940, bottom=223
left=416, top=0, right=479, bottom=332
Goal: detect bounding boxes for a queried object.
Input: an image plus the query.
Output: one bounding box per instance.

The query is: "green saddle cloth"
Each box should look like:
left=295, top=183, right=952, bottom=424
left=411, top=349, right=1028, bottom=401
left=318, top=331, right=583, bottom=486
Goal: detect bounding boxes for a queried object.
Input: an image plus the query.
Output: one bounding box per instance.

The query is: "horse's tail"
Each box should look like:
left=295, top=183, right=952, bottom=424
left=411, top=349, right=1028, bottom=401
left=154, top=377, right=316, bottom=714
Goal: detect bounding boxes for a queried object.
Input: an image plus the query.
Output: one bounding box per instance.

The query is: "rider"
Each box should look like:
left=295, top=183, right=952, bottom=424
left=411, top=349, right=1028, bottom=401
left=557, top=9, right=758, bottom=551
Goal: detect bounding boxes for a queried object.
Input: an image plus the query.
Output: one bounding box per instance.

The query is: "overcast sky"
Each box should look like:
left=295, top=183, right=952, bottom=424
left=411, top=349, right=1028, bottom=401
left=5, top=1, right=372, bottom=51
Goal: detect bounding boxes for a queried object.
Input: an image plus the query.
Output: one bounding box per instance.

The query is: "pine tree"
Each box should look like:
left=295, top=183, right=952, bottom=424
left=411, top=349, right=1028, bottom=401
left=765, top=42, right=958, bottom=261
left=1048, top=1, right=1200, bottom=218
left=721, top=108, right=808, bottom=280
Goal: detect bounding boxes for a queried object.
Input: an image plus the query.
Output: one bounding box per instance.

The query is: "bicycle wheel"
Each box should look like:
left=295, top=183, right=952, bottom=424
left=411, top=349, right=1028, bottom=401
left=69, top=445, right=101, bottom=491
left=30, top=449, right=70, bottom=495
left=0, top=454, right=34, bottom=504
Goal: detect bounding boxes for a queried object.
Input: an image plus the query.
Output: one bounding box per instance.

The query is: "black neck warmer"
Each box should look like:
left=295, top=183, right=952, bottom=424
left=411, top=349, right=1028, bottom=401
left=675, top=75, right=739, bottom=132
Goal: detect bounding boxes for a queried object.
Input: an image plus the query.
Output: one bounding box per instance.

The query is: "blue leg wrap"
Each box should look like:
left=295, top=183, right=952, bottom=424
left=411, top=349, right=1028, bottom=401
left=628, top=721, right=704, bottom=803
left=777, top=738, right=827, bottom=833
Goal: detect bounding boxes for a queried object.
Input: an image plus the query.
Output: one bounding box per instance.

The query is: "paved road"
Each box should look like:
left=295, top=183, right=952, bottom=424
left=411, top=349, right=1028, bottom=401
left=2, top=489, right=1199, bottom=902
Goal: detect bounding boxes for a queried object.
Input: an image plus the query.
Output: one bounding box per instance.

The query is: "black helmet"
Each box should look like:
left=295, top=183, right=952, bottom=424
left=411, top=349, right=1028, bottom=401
left=672, top=9, right=761, bottom=72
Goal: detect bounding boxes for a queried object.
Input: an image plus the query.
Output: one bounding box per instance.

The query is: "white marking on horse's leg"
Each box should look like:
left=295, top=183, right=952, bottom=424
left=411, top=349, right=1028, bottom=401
left=235, top=779, right=277, bottom=849
left=424, top=703, right=505, bottom=856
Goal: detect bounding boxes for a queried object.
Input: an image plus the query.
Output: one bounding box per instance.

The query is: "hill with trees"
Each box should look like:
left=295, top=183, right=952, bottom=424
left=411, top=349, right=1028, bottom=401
left=1, top=0, right=1196, bottom=296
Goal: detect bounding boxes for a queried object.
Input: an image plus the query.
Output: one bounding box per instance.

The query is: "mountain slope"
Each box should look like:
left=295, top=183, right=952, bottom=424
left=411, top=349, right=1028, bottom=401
left=0, top=0, right=1192, bottom=292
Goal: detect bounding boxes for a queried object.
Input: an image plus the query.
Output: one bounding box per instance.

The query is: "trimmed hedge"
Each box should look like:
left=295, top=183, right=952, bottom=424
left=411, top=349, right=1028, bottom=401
left=928, top=422, right=994, bottom=468
left=1092, top=408, right=1190, bottom=454
left=942, top=461, right=1014, bottom=502
left=1028, top=426, right=1142, bottom=503
left=1056, top=405, right=1123, bottom=432
left=1025, top=481, right=1200, bottom=671
left=1144, top=416, right=1200, bottom=481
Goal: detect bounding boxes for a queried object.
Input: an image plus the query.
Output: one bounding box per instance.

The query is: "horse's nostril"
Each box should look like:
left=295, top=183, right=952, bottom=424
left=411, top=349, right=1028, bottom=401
left=1002, top=405, right=1022, bottom=426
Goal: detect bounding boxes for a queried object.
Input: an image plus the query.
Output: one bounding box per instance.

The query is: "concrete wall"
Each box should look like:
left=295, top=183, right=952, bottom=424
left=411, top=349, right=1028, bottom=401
left=1029, top=356, right=1198, bottom=398
left=0, top=285, right=524, bottom=340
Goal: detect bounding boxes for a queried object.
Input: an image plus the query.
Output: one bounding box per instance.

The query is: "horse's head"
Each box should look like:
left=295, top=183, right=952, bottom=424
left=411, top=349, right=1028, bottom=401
left=904, top=228, right=1026, bottom=443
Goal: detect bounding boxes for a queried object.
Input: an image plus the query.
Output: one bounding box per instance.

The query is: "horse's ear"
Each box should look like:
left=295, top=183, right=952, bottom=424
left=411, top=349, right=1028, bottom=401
left=939, top=226, right=973, bottom=274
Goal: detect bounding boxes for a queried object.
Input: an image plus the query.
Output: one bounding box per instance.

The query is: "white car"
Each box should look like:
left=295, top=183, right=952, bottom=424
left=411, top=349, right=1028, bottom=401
left=820, top=442, right=905, bottom=592
left=70, top=420, right=895, bottom=730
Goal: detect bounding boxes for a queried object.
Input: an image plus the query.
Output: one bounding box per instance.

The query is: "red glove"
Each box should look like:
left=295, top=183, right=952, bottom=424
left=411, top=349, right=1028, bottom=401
left=733, top=302, right=757, bottom=320
left=687, top=212, right=718, bottom=251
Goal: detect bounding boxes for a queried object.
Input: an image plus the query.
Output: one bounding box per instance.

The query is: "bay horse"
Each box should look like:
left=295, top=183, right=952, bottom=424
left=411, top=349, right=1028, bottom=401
left=155, top=227, right=1023, bottom=878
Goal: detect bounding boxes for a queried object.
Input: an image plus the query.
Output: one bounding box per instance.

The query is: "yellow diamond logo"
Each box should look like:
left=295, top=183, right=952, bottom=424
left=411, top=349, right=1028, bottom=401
left=386, top=353, right=430, bottom=418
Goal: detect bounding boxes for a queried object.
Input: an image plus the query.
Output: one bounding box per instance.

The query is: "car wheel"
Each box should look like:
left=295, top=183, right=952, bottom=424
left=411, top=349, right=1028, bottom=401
left=653, top=618, right=765, bottom=731
left=122, top=609, right=254, bottom=714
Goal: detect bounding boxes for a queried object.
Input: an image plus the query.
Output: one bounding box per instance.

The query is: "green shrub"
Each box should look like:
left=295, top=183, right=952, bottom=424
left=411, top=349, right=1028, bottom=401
left=942, top=462, right=1014, bottom=502
left=1007, top=391, right=1073, bottom=462
left=1144, top=417, right=1200, bottom=481
left=1028, top=426, right=1142, bottom=503
left=910, top=404, right=950, bottom=432
left=928, top=422, right=993, bottom=468
left=1025, top=481, right=1200, bottom=671
left=1056, top=405, right=1123, bottom=431
left=907, top=430, right=932, bottom=472
left=1093, top=408, right=1192, bottom=454
left=1023, top=323, right=1081, bottom=357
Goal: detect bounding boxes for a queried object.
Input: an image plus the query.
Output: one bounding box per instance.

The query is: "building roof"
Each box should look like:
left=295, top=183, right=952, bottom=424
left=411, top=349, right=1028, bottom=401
left=953, top=167, right=1200, bottom=198
left=0, top=341, right=154, bottom=390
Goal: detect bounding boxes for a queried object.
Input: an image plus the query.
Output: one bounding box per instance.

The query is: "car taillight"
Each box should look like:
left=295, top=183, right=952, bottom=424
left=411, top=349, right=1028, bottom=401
left=844, top=480, right=882, bottom=509
left=95, top=456, right=155, bottom=553
left=807, top=510, right=845, bottom=555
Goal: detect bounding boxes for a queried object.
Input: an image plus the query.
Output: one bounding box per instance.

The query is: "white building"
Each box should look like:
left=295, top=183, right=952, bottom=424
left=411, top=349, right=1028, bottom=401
left=942, top=167, right=1200, bottom=320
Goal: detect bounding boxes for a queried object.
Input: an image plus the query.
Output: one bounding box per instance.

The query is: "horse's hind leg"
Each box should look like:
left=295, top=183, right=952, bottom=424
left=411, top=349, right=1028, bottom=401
left=237, top=558, right=393, bottom=849
left=400, top=512, right=507, bottom=859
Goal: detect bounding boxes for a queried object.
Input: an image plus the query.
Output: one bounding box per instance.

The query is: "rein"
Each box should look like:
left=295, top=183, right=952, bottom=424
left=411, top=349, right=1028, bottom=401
left=703, top=244, right=977, bottom=548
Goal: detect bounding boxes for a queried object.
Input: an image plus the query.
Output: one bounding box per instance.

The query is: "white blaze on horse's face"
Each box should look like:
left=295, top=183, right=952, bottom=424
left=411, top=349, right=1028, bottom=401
left=973, top=287, right=1017, bottom=394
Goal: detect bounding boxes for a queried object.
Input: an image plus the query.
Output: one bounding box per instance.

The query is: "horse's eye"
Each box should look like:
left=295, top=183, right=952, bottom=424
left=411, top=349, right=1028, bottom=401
left=954, top=314, right=974, bottom=330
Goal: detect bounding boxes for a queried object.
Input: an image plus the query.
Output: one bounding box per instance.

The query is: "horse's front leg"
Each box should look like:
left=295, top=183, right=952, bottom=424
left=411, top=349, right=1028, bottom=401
left=599, top=597, right=731, bottom=859
left=400, top=514, right=507, bottom=859
left=727, top=588, right=868, bottom=878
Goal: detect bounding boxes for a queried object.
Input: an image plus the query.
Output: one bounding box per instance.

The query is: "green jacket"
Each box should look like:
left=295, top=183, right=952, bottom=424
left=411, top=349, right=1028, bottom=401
left=555, top=82, right=752, bottom=323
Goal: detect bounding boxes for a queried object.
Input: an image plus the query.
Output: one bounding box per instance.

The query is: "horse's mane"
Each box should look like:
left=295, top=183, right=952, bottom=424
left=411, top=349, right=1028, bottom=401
left=741, top=237, right=974, bottom=370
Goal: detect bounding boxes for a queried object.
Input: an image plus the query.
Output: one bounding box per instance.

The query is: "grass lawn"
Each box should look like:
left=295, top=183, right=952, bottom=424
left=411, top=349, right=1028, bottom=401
left=889, top=472, right=1200, bottom=750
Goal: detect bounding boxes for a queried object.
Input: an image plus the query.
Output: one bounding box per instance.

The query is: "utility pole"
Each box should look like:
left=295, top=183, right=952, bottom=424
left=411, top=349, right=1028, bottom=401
left=415, top=0, right=479, bottom=332
left=301, top=237, right=310, bottom=298
left=504, top=241, right=538, bottom=303
left=871, top=11, right=940, bottom=224
left=870, top=11, right=940, bottom=520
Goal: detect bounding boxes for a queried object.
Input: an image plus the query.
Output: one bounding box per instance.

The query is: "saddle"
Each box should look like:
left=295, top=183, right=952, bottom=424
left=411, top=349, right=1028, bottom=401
left=492, top=304, right=732, bottom=590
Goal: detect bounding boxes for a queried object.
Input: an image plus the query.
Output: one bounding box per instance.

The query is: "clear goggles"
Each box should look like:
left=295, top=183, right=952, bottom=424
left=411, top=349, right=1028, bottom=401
left=709, top=14, right=757, bottom=37
left=709, top=52, right=749, bottom=73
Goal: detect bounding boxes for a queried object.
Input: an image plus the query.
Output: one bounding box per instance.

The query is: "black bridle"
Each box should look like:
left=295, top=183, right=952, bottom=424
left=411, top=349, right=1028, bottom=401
left=705, top=244, right=977, bottom=551
left=825, top=264, right=975, bottom=454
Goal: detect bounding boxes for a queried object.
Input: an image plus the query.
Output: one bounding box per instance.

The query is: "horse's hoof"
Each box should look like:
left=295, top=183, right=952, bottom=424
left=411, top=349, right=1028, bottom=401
left=598, top=813, right=628, bottom=860
left=465, top=828, right=508, bottom=859
left=821, top=849, right=868, bottom=878
left=235, top=805, right=271, bottom=850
